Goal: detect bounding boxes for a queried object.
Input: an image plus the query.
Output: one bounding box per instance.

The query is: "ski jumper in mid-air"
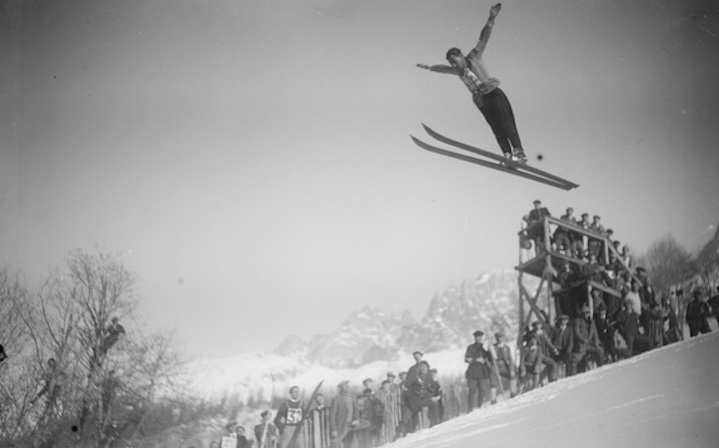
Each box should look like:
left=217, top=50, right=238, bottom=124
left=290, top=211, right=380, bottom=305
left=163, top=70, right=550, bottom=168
left=416, top=3, right=527, bottom=164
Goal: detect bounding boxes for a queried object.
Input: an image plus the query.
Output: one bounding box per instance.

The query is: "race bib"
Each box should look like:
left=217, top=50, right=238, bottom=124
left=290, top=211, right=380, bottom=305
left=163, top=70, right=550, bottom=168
left=286, top=407, right=302, bottom=424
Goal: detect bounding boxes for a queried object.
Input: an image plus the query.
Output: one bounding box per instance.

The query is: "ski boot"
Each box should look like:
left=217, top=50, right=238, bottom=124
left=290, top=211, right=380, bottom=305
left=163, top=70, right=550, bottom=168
left=512, top=148, right=528, bottom=164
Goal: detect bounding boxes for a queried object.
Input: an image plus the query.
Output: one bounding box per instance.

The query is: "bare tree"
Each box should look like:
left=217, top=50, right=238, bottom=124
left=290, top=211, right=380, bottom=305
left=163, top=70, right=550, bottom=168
left=641, top=235, right=696, bottom=298
left=695, top=224, right=719, bottom=289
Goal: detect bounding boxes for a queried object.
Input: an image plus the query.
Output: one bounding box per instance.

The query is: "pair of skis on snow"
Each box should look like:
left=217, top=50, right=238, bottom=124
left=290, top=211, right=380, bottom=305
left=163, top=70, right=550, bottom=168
left=411, top=124, right=579, bottom=191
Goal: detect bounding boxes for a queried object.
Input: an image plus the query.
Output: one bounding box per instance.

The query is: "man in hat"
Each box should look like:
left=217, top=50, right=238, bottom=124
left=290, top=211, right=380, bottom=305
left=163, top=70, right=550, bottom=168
left=587, top=215, right=605, bottom=260
left=402, top=361, right=438, bottom=435
left=554, top=207, right=576, bottom=256
left=529, top=321, right=559, bottom=383
left=329, top=381, right=358, bottom=448
left=407, top=351, right=425, bottom=376
left=525, top=200, right=552, bottom=255
left=519, top=336, right=543, bottom=390
left=572, top=213, right=591, bottom=259
left=492, top=332, right=517, bottom=399
left=635, top=267, right=656, bottom=309
left=569, top=305, right=604, bottom=375
left=415, top=3, right=527, bottom=164
left=551, top=315, right=573, bottom=373
left=464, top=330, right=494, bottom=411
left=255, top=410, right=279, bottom=448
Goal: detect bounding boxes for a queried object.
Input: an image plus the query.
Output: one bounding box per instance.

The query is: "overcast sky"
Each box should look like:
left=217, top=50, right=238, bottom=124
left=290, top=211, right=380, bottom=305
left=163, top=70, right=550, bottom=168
left=1, top=0, right=718, bottom=359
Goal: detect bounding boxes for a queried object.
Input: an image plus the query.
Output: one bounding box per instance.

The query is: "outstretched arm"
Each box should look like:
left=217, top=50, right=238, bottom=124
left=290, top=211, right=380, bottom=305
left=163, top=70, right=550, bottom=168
left=416, top=63, right=459, bottom=75
left=471, top=3, right=502, bottom=58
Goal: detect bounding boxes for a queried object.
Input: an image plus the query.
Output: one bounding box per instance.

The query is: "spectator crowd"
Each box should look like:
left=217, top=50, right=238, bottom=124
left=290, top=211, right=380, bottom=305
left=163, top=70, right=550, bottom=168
left=206, top=199, right=719, bottom=448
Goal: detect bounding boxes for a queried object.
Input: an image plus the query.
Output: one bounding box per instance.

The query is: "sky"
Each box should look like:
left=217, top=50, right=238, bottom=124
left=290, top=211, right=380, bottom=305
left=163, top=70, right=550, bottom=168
left=1, top=0, right=718, bottom=359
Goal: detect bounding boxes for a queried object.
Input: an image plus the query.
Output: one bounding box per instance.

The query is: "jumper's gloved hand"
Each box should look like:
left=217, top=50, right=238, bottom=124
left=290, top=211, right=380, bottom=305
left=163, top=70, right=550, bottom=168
left=490, top=3, right=502, bottom=19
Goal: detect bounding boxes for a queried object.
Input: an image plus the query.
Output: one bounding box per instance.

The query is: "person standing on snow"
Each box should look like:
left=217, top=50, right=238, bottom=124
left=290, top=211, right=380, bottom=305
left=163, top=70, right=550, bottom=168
left=464, top=330, right=494, bottom=411
left=274, top=386, right=305, bottom=448
left=329, top=380, right=358, bottom=448
left=416, top=3, right=527, bottom=164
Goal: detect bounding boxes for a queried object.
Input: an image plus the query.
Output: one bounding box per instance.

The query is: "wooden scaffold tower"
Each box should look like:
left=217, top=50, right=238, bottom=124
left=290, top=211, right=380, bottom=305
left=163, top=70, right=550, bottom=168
left=514, top=216, right=641, bottom=348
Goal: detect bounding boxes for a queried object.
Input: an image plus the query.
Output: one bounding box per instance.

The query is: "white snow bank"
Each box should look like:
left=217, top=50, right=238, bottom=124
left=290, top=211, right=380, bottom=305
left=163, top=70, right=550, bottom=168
left=387, top=331, right=719, bottom=448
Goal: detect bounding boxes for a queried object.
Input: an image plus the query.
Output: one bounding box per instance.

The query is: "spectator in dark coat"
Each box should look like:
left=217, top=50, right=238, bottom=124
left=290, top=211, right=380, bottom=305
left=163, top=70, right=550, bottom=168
left=686, top=289, right=712, bottom=337
left=492, top=332, right=517, bottom=399
left=569, top=306, right=605, bottom=375
left=255, top=410, right=279, bottom=448
left=427, top=368, right=444, bottom=426
left=551, top=315, right=573, bottom=367
left=402, top=361, right=439, bottom=434
left=529, top=321, right=558, bottom=383
left=617, top=301, right=652, bottom=356
left=525, top=200, right=551, bottom=254
left=709, top=286, right=719, bottom=327
left=519, top=336, right=543, bottom=390
left=464, top=330, right=493, bottom=412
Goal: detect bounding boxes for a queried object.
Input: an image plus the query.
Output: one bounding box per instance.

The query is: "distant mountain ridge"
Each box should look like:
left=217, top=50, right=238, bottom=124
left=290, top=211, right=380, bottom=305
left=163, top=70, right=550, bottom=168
left=273, top=269, right=536, bottom=368
left=189, top=269, right=538, bottom=400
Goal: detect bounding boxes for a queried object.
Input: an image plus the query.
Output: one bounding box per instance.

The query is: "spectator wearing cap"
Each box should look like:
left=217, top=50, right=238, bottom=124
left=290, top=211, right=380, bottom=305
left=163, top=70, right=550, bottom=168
left=617, top=299, right=651, bottom=356
left=402, top=360, right=438, bottom=435
left=407, top=351, right=424, bottom=377
left=551, top=315, right=573, bottom=369
left=594, top=304, right=615, bottom=362
left=464, top=330, right=494, bottom=412
left=574, top=213, right=591, bottom=259
left=586, top=216, right=606, bottom=263
left=519, top=336, right=542, bottom=390
left=525, top=200, right=552, bottom=256
left=635, top=267, right=655, bottom=306
left=358, top=387, right=384, bottom=447
left=255, top=410, right=279, bottom=448
left=569, top=305, right=604, bottom=375
left=492, top=332, right=517, bottom=399
left=329, top=381, right=358, bottom=448
left=225, top=420, right=238, bottom=437
left=555, top=261, right=577, bottom=288
left=579, top=253, right=607, bottom=285
left=529, top=321, right=559, bottom=383
left=362, top=377, right=375, bottom=393
left=553, top=207, right=575, bottom=256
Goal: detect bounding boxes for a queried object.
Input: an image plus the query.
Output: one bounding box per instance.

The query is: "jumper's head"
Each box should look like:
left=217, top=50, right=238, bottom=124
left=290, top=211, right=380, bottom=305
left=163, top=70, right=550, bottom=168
left=446, top=48, right=466, bottom=69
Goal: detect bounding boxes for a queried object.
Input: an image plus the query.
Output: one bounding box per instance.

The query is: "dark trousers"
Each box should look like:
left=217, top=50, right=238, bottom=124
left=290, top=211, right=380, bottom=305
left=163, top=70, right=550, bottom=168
left=541, top=357, right=558, bottom=382
left=467, top=378, right=486, bottom=412
left=473, top=88, right=522, bottom=155
left=626, top=333, right=652, bottom=356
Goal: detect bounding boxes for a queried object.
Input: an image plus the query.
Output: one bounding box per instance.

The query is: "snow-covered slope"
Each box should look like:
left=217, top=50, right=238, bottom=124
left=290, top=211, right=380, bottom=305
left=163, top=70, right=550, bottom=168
left=388, top=331, right=719, bottom=448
